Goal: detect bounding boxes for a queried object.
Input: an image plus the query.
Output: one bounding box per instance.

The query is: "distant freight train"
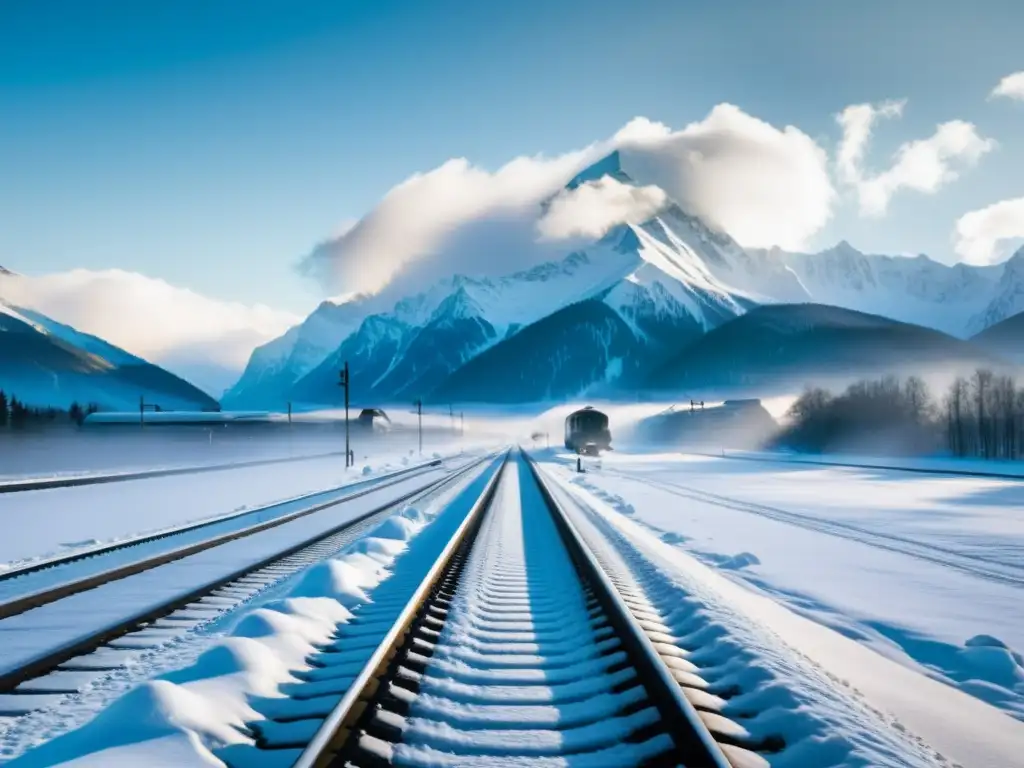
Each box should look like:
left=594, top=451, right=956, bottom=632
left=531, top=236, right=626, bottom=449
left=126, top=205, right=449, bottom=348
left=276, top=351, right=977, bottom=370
left=564, top=406, right=612, bottom=455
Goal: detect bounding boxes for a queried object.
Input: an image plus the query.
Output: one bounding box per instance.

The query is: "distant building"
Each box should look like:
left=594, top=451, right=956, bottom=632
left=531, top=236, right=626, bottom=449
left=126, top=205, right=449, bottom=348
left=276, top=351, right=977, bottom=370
left=635, top=399, right=777, bottom=449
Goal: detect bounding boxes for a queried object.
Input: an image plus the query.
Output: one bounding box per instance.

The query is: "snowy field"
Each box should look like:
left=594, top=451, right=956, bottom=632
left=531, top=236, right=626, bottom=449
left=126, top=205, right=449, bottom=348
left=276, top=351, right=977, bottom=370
left=540, top=449, right=1024, bottom=723
left=0, top=433, right=484, bottom=570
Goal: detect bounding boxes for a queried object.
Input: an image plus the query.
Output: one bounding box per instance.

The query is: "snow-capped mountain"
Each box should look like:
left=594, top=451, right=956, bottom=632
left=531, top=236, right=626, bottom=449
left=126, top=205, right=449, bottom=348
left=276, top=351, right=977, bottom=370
left=223, top=297, right=371, bottom=408
left=226, top=151, right=1024, bottom=406
left=270, top=210, right=756, bottom=406
left=0, top=298, right=217, bottom=411
left=966, top=248, right=1024, bottom=335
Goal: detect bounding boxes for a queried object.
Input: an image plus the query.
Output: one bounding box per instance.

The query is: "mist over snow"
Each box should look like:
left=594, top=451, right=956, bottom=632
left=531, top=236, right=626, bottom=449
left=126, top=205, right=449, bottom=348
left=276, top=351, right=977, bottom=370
left=0, top=269, right=300, bottom=393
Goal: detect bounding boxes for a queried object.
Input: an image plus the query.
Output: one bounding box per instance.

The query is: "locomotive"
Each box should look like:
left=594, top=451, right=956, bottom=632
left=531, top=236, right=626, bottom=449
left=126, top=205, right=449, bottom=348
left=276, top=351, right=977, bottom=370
left=564, top=406, right=612, bottom=456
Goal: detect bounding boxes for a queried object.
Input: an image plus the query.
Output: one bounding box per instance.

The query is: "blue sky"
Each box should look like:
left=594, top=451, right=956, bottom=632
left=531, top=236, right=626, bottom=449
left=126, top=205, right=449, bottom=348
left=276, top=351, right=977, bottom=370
left=2, top=0, right=1023, bottom=316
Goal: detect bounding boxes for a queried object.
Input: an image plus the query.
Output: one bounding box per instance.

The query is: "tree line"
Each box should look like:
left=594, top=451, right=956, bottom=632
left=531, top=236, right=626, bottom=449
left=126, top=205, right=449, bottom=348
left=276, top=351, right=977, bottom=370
left=0, top=392, right=99, bottom=429
left=776, top=369, right=1024, bottom=460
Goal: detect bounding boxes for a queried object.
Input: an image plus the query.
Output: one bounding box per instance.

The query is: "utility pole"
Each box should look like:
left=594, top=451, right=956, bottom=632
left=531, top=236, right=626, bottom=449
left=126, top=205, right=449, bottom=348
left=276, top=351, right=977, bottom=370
left=140, top=396, right=145, bottom=430
left=460, top=411, right=464, bottom=437
left=339, top=362, right=351, bottom=467
left=414, top=398, right=423, bottom=454
left=287, top=401, right=292, bottom=425
left=449, top=404, right=454, bottom=433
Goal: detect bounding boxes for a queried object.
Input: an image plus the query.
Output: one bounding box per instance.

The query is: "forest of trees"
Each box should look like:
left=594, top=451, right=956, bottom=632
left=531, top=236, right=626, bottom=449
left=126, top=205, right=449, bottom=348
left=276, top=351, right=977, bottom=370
left=776, top=369, right=1024, bottom=460
left=0, top=392, right=99, bottom=430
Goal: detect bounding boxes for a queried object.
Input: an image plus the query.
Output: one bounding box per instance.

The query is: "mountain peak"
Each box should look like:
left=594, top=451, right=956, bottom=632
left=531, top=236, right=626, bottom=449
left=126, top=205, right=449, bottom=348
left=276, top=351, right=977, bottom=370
left=429, top=285, right=485, bottom=324
left=828, top=240, right=863, bottom=257
left=565, top=150, right=632, bottom=190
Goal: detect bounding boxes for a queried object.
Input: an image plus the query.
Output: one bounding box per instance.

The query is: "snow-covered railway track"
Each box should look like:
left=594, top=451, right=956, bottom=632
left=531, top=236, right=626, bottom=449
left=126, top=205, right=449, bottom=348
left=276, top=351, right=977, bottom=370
left=604, top=468, right=1024, bottom=588
left=268, top=452, right=763, bottom=768
left=0, top=449, right=357, bottom=494
left=0, top=459, right=447, bottom=620
left=0, top=455, right=493, bottom=718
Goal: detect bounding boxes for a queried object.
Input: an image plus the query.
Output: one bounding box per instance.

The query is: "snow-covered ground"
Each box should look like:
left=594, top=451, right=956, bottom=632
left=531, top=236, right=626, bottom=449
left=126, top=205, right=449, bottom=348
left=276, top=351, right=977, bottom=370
left=0, top=436, right=482, bottom=571
left=540, top=449, right=1024, bottom=724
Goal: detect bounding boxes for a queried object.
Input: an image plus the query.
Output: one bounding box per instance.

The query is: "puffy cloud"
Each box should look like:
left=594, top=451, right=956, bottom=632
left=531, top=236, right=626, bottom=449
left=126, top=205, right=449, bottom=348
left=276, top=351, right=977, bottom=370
left=614, top=105, right=835, bottom=250
left=298, top=149, right=603, bottom=296
left=301, top=105, right=835, bottom=295
left=835, top=100, right=906, bottom=185
left=991, top=71, right=1024, bottom=101
left=537, top=177, right=668, bottom=241
left=0, top=269, right=300, bottom=373
left=953, top=197, right=1024, bottom=265
left=836, top=100, right=996, bottom=216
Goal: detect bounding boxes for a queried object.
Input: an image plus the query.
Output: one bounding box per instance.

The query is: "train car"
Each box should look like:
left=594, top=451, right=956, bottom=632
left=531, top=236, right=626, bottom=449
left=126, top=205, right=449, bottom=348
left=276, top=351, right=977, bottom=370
left=564, top=406, right=612, bottom=455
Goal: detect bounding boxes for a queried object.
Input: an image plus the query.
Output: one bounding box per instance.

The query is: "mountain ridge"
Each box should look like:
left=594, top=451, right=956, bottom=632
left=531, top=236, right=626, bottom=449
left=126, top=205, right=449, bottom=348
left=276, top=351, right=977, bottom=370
left=0, top=299, right=218, bottom=411
left=224, top=151, right=1024, bottom=407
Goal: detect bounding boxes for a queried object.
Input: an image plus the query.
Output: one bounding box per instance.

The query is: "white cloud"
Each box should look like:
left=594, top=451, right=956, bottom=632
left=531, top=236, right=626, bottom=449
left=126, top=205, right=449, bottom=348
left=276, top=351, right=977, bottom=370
left=953, top=197, right=1024, bottom=265
left=991, top=71, right=1024, bottom=101
left=0, top=269, right=301, bottom=372
left=537, top=177, right=668, bottom=241
left=836, top=100, right=996, bottom=216
left=298, top=149, right=603, bottom=296
left=302, top=104, right=835, bottom=295
left=614, top=105, right=835, bottom=250
left=835, top=100, right=906, bottom=186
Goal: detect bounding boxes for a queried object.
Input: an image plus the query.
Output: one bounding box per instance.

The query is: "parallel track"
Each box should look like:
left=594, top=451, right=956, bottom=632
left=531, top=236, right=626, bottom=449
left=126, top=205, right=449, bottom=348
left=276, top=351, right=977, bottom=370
left=0, top=455, right=494, bottom=712
left=0, top=459, right=447, bottom=620
left=0, top=449, right=360, bottom=494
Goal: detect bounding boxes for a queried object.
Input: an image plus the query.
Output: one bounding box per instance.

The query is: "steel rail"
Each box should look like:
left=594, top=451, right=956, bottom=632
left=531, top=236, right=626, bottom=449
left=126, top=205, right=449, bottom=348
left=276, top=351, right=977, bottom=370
left=525, top=452, right=734, bottom=768
left=290, top=451, right=509, bottom=768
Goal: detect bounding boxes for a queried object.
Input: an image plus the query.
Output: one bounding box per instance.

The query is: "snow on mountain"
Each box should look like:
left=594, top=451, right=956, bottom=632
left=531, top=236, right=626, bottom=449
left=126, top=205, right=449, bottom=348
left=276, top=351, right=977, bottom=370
left=966, top=247, right=1024, bottom=335
left=222, top=296, right=371, bottom=408
left=578, top=150, right=1014, bottom=338
left=281, top=211, right=760, bottom=406
left=286, top=248, right=643, bottom=405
